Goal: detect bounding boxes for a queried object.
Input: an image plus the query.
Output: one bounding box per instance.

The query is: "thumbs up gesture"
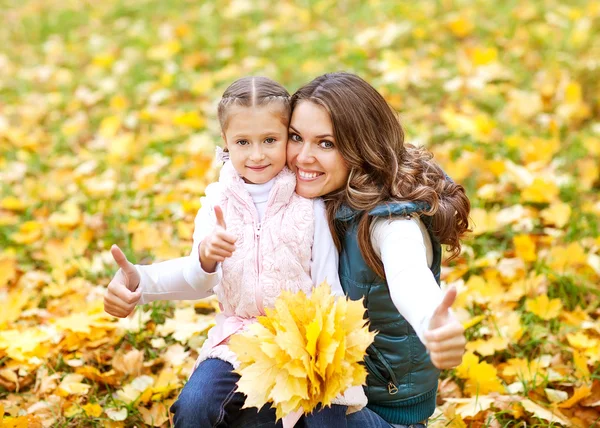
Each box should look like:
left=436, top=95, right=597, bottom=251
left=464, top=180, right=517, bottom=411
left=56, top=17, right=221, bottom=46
left=423, top=286, right=466, bottom=370
left=103, top=245, right=142, bottom=318
left=199, top=205, right=237, bottom=273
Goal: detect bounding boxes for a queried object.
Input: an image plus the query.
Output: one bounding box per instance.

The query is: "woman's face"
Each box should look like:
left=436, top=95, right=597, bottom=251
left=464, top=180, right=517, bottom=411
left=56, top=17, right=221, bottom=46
left=286, top=101, right=350, bottom=198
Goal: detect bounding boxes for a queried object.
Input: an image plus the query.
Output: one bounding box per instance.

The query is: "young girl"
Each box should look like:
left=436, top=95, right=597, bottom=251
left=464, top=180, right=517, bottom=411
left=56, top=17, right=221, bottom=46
left=104, top=76, right=364, bottom=427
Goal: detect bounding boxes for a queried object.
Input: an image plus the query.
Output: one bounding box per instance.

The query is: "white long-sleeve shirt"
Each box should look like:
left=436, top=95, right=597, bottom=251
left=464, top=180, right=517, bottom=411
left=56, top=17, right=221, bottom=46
left=136, top=204, right=442, bottom=344
left=135, top=178, right=343, bottom=304
left=370, top=215, right=443, bottom=343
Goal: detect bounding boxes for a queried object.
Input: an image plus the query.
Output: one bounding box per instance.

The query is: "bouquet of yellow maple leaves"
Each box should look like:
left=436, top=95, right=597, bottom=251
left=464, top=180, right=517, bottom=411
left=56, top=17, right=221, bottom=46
left=228, top=282, right=375, bottom=421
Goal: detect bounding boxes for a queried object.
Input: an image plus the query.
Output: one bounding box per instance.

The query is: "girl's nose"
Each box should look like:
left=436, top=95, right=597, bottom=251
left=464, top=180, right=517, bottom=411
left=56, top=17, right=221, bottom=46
left=250, top=145, right=265, bottom=162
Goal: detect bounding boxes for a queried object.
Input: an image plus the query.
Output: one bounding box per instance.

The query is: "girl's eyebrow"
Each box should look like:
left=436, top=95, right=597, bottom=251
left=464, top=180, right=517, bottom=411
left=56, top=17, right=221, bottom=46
left=289, top=125, right=333, bottom=139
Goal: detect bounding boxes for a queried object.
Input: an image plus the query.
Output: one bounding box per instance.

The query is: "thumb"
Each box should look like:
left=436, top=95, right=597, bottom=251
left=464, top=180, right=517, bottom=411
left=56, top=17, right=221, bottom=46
left=429, top=286, right=457, bottom=331
left=433, top=286, right=457, bottom=318
left=214, top=205, right=226, bottom=229
left=111, top=245, right=139, bottom=290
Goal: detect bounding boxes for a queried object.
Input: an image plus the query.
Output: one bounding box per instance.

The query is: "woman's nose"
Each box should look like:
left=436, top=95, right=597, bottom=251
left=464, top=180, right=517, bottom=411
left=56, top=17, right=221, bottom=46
left=296, top=142, right=314, bottom=164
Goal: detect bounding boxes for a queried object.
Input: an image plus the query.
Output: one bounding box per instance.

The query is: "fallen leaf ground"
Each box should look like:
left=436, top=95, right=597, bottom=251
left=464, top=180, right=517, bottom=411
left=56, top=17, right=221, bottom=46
left=1, top=0, right=599, bottom=427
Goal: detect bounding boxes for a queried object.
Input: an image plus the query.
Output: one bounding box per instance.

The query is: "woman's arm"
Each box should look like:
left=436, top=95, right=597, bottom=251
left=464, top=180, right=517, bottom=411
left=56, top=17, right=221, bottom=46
left=371, top=216, right=443, bottom=342
left=310, top=199, right=344, bottom=297
left=372, top=216, right=465, bottom=369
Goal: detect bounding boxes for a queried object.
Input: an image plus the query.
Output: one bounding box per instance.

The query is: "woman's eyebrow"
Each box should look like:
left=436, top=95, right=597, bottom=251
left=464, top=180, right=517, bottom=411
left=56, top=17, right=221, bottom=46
left=288, top=125, right=333, bottom=139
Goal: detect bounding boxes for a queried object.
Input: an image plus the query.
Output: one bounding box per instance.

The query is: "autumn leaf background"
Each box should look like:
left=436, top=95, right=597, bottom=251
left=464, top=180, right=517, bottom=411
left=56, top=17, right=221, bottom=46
left=1, top=0, right=599, bottom=426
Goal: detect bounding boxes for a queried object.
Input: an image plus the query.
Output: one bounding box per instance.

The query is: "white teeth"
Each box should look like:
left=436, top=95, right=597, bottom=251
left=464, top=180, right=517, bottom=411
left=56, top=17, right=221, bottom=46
left=298, top=170, right=319, bottom=179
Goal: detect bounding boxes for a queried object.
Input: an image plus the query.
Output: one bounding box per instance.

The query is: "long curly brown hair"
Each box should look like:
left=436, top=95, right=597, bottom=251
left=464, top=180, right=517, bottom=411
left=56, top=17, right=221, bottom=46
left=291, top=72, right=471, bottom=278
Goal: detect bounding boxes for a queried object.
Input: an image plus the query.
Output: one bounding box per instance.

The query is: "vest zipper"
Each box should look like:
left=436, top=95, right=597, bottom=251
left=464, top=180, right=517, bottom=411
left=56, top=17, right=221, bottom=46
left=254, top=223, right=263, bottom=313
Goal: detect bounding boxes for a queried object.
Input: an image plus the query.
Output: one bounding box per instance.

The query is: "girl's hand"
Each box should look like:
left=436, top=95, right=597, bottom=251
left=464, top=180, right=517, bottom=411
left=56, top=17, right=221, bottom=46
left=199, top=205, right=237, bottom=273
left=103, top=245, right=142, bottom=318
left=424, top=286, right=466, bottom=370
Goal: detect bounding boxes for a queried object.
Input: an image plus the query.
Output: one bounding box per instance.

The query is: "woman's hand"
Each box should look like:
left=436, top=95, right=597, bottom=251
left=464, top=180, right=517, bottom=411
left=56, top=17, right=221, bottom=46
left=424, top=286, right=466, bottom=370
left=199, top=205, right=237, bottom=273
left=103, top=245, right=142, bottom=318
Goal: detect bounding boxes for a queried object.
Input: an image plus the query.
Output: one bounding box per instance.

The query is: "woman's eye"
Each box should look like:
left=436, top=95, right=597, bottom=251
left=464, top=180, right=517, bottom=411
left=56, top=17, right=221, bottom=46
left=290, top=133, right=302, bottom=142
left=265, top=137, right=276, bottom=144
left=237, top=140, right=249, bottom=146
left=319, top=140, right=334, bottom=149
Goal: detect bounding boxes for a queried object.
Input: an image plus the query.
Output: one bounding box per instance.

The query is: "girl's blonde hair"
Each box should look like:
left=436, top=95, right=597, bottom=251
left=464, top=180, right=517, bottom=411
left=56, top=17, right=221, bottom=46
left=218, top=76, right=291, bottom=133
left=291, top=72, right=471, bottom=278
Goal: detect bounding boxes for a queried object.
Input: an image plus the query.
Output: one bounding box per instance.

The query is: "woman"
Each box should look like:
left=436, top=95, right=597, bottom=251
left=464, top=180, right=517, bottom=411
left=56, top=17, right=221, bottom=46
left=233, top=72, right=470, bottom=427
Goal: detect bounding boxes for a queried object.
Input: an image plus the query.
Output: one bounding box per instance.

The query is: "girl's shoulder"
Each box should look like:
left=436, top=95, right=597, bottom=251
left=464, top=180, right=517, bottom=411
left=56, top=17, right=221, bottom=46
left=201, top=181, right=225, bottom=205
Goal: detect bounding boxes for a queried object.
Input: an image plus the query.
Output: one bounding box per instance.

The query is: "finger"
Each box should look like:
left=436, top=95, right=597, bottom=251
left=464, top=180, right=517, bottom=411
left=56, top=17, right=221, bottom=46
left=425, top=335, right=467, bottom=353
left=214, top=205, right=226, bottom=229
left=433, top=286, right=457, bottom=317
left=206, top=248, right=233, bottom=260
left=213, top=240, right=236, bottom=253
left=108, top=281, right=142, bottom=305
left=430, top=350, right=465, bottom=369
left=424, top=322, right=465, bottom=343
left=110, top=245, right=138, bottom=283
left=217, top=231, right=237, bottom=245
left=104, top=300, right=131, bottom=318
left=104, top=290, right=138, bottom=311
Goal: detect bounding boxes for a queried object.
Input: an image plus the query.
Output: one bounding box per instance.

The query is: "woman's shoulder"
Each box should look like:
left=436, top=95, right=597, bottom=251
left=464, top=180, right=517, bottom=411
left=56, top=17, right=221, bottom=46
left=370, top=215, right=427, bottom=245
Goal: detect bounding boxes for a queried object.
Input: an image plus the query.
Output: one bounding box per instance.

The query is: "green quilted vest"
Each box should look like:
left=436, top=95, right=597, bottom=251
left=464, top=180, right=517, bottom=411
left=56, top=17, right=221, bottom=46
left=336, top=202, right=442, bottom=425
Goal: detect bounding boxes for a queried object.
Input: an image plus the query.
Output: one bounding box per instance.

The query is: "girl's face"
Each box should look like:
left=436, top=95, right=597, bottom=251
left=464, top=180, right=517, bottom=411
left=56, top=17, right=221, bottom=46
left=222, top=105, right=288, bottom=184
left=287, top=101, right=350, bottom=198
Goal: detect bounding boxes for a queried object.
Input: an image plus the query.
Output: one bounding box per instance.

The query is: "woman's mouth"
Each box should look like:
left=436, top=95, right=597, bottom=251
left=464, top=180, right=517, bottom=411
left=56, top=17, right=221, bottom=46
left=297, top=168, right=324, bottom=181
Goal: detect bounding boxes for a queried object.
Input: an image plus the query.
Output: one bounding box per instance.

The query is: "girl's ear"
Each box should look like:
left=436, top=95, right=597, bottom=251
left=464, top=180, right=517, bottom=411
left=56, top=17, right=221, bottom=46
left=221, top=132, right=228, bottom=149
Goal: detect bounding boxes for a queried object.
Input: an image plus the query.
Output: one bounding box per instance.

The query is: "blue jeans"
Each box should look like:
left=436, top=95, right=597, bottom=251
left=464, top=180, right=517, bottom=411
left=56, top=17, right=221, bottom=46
left=170, top=358, right=350, bottom=427
left=232, top=404, right=407, bottom=427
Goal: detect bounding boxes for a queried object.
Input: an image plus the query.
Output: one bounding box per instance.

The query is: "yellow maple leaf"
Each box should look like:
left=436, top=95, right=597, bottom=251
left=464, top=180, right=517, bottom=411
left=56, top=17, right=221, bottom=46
left=447, top=14, right=474, bottom=38
left=521, top=177, right=559, bottom=204
left=229, top=281, right=375, bottom=420
left=503, top=358, right=544, bottom=383
left=0, top=255, right=17, bottom=288
left=566, top=331, right=599, bottom=350
left=540, top=201, right=572, bottom=228
left=455, top=352, right=504, bottom=395
left=525, top=294, right=562, bottom=320
left=572, top=350, right=591, bottom=379
left=465, top=336, right=509, bottom=357
left=513, top=234, right=537, bottom=262
left=82, top=403, right=103, bottom=417
left=547, top=242, right=587, bottom=272
left=558, top=384, right=592, bottom=408
left=10, top=220, right=43, bottom=245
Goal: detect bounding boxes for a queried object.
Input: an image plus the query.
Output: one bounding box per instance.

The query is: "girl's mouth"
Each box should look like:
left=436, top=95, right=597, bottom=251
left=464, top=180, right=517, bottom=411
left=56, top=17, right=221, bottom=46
left=247, top=165, right=269, bottom=171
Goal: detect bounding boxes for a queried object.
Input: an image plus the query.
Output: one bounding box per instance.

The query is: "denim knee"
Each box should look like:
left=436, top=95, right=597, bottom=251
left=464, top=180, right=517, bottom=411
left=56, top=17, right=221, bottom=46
left=171, top=358, right=243, bottom=428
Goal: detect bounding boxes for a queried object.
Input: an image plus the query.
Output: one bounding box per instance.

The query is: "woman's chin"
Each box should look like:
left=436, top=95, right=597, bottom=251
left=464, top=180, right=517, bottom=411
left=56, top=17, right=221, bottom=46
left=295, top=183, right=320, bottom=199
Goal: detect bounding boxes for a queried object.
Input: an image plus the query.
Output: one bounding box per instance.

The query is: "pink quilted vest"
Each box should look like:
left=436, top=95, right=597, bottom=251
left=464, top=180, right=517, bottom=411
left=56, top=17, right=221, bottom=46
left=213, top=161, right=315, bottom=318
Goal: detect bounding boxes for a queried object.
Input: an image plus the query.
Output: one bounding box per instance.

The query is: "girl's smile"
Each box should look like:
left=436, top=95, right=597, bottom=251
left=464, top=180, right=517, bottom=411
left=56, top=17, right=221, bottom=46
left=222, top=105, right=288, bottom=184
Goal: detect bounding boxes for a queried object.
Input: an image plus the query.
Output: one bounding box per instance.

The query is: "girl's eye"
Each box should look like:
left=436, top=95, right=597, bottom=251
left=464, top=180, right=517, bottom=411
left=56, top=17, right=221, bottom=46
left=319, top=140, right=334, bottom=149
left=290, top=133, right=302, bottom=142
left=265, top=137, right=276, bottom=144
left=237, top=140, right=249, bottom=146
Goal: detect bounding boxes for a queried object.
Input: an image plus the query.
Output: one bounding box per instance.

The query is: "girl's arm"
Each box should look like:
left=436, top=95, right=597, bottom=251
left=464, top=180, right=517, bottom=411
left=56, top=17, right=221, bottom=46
left=136, top=185, right=223, bottom=304
left=310, top=199, right=344, bottom=297
left=370, top=216, right=444, bottom=343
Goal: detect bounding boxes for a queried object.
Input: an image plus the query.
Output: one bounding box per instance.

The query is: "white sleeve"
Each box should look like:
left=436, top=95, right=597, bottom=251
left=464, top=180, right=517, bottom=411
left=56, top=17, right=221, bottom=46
left=371, top=216, right=443, bottom=343
left=136, top=184, right=223, bottom=304
left=310, top=199, right=344, bottom=297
